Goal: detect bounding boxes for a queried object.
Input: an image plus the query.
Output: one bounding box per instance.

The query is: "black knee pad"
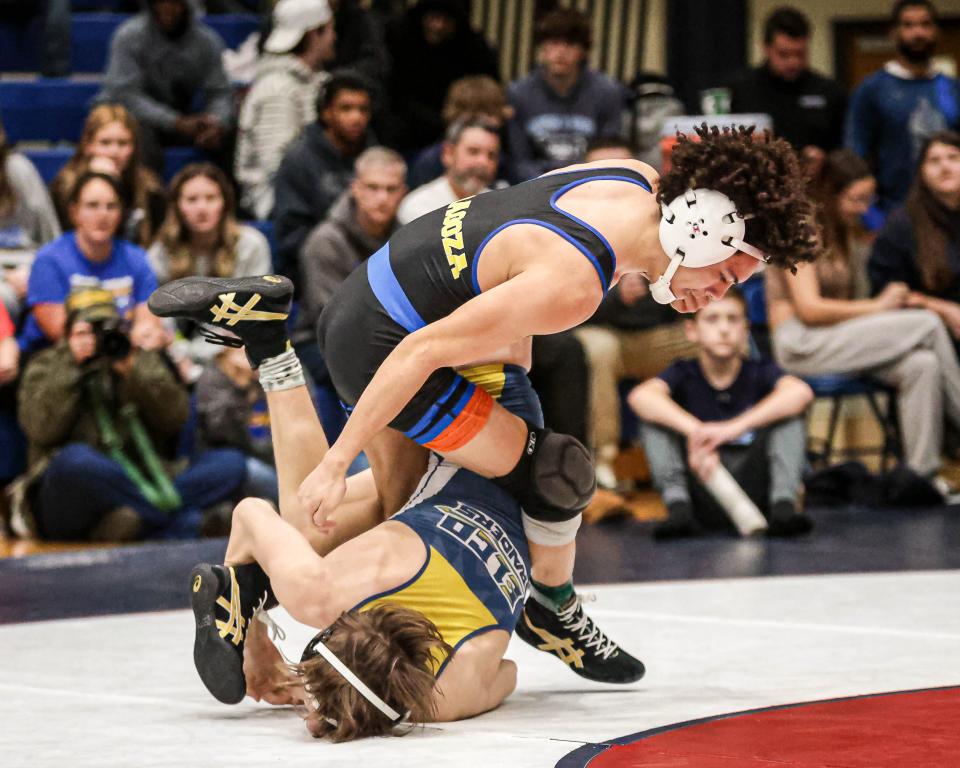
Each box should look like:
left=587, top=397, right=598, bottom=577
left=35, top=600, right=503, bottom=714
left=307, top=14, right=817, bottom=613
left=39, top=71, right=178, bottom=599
left=496, top=425, right=596, bottom=522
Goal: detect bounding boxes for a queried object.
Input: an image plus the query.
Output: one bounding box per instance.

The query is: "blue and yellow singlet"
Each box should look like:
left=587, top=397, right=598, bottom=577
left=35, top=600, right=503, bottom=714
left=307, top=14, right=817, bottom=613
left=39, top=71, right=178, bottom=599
left=352, top=459, right=531, bottom=675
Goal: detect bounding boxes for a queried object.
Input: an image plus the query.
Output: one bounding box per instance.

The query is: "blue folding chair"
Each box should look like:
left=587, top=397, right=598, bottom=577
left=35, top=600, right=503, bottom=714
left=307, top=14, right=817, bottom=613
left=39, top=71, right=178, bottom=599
left=804, top=374, right=901, bottom=471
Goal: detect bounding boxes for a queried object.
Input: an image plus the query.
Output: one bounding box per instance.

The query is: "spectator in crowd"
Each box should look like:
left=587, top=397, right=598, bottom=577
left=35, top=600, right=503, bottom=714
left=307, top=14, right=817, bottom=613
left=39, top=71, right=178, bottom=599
left=528, top=330, right=591, bottom=452
left=96, top=0, right=235, bottom=172
left=577, top=273, right=698, bottom=490
left=870, top=132, right=960, bottom=355
left=570, top=137, right=696, bottom=488
left=0, top=299, right=23, bottom=489
left=0, top=301, right=16, bottom=386
left=272, top=69, right=374, bottom=281
left=581, top=135, right=634, bottom=164
left=328, top=0, right=389, bottom=88
left=846, top=0, right=960, bottom=213
left=0, top=0, right=71, bottom=78
left=235, top=0, right=336, bottom=220
left=20, top=172, right=162, bottom=355
left=293, top=147, right=406, bottom=437
left=810, top=150, right=878, bottom=301
left=10, top=287, right=248, bottom=541
left=766, top=161, right=960, bottom=495
left=148, top=163, right=272, bottom=377
left=506, top=7, right=625, bottom=182
left=195, top=345, right=278, bottom=503
left=407, top=75, right=511, bottom=190
left=50, top=105, right=165, bottom=249
left=385, top=0, right=499, bottom=153
left=629, top=292, right=814, bottom=539
left=0, top=119, right=61, bottom=320
left=721, top=6, right=845, bottom=176
left=397, top=116, right=499, bottom=225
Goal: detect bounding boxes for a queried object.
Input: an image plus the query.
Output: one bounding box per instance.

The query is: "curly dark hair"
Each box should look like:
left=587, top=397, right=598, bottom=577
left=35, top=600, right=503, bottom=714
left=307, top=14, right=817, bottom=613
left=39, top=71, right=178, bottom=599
left=659, top=124, right=821, bottom=271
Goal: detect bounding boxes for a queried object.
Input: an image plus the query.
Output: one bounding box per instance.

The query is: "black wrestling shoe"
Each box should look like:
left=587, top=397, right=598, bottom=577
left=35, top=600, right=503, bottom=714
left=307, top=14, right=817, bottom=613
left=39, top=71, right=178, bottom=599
left=148, top=275, right=293, bottom=367
left=515, top=594, right=645, bottom=684
left=190, top=562, right=273, bottom=704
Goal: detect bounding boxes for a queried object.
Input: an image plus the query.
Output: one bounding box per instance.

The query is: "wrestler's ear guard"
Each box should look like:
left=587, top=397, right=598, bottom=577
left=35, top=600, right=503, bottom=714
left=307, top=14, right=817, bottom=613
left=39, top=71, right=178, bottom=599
left=651, top=188, right=768, bottom=305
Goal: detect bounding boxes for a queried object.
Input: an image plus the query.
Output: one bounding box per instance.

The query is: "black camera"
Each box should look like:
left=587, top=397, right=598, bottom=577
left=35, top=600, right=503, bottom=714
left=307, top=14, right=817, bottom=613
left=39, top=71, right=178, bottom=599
left=92, top=318, right=132, bottom=361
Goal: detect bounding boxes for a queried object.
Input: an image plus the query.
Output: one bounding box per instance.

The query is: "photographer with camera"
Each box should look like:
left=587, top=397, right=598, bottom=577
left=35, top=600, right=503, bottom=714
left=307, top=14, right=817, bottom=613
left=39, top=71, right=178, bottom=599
left=19, top=171, right=163, bottom=356
left=9, top=288, right=248, bottom=541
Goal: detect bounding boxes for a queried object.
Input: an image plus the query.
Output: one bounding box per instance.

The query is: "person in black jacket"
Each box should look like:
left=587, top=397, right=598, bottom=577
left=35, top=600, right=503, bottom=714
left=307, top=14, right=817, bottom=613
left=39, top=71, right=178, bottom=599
left=384, top=0, right=499, bottom=153
left=870, top=130, right=960, bottom=352
left=271, top=70, right=374, bottom=282
left=722, top=7, right=845, bottom=175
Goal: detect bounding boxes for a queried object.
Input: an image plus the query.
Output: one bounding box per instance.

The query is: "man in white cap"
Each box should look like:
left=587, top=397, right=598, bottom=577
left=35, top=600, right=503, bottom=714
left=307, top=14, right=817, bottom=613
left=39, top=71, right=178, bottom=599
left=235, top=0, right=336, bottom=220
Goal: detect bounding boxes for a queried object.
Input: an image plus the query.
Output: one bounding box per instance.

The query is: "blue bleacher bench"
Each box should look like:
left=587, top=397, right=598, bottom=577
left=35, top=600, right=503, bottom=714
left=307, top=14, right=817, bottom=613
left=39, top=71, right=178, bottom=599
left=0, top=80, right=99, bottom=143
left=0, top=13, right=259, bottom=74
left=22, top=148, right=73, bottom=185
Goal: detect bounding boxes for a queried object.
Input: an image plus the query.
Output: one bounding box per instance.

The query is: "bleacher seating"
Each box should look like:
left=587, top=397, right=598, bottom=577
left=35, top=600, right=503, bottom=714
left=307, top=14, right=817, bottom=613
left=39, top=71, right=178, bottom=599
left=0, top=13, right=259, bottom=74
left=0, top=80, right=99, bottom=143
left=22, top=148, right=74, bottom=185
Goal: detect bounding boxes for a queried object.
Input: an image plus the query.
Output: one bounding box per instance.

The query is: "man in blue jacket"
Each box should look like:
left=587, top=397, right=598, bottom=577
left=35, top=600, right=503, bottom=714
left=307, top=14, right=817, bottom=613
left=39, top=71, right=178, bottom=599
left=846, top=0, right=960, bottom=213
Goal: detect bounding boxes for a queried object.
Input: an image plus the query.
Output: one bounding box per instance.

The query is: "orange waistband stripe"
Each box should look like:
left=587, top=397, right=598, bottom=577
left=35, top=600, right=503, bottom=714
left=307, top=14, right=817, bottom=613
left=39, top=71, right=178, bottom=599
left=424, top=386, right=494, bottom=452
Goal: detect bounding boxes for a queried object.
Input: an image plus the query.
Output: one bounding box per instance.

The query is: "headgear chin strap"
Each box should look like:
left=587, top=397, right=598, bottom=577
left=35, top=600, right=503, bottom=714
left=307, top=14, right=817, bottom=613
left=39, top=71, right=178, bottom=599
left=302, top=629, right=405, bottom=724
left=651, top=188, right=768, bottom=305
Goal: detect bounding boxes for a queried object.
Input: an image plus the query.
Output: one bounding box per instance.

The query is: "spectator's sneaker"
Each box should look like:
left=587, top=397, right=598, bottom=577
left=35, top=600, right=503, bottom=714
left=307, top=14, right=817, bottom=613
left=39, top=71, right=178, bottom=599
left=516, top=594, right=645, bottom=684
left=148, top=275, right=293, bottom=367
left=190, top=562, right=273, bottom=704
left=767, top=500, right=814, bottom=537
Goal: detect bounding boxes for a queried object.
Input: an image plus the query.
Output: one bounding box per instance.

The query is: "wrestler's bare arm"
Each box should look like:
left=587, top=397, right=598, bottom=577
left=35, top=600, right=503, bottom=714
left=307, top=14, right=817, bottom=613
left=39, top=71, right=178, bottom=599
left=430, top=631, right=516, bottom=721
left=302, top=252, right=603, bottom=519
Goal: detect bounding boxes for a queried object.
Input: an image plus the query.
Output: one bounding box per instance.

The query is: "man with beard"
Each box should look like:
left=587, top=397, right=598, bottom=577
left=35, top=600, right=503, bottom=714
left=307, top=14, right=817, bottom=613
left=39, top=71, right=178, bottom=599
left=96, top=0, right=235, bottom=172
left=397, top=116, right=500, bottom=224
left=846, top=0, right=960, bottom=213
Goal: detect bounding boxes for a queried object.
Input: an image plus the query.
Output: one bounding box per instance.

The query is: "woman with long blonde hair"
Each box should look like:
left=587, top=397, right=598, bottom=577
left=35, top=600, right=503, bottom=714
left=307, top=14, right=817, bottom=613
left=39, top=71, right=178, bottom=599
left=50, top=104, right=165, bottom=247
left=149, top=163, right=271, bottom=373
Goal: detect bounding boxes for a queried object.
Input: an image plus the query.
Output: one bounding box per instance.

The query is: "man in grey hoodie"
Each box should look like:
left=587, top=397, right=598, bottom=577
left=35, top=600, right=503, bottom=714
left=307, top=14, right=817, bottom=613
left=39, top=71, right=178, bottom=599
left=97, top=0, right=236, bottom=172
left=292, top=146, right=406, bottom=437
left=235, top=0, right=336, bottom=220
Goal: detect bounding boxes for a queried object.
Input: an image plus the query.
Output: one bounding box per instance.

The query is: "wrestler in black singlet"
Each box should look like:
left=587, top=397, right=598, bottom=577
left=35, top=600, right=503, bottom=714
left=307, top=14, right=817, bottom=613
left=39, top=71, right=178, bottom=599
left=318, top=166, right=652, bottom=447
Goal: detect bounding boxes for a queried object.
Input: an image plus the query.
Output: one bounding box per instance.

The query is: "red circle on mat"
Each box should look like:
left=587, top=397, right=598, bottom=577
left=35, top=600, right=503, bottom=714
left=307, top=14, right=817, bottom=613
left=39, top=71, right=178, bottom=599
left=582, top=687, right=960, bottom=768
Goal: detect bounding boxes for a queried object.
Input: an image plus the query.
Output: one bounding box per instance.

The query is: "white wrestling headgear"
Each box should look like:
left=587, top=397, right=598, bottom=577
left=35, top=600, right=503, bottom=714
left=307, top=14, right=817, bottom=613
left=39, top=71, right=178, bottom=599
left=651, top=188, right=768, bottom=305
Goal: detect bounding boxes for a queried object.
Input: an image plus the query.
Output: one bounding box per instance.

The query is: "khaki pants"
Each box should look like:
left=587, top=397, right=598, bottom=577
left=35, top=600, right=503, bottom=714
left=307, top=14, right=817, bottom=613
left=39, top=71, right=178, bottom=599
left=773, top=310, right=960, bottom=476
left=575, top=323, right=697, bottom=456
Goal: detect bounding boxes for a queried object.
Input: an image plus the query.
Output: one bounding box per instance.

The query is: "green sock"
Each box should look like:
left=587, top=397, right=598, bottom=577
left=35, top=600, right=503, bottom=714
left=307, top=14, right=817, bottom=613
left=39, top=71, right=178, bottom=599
left=531, top=578, right=575, bottom=611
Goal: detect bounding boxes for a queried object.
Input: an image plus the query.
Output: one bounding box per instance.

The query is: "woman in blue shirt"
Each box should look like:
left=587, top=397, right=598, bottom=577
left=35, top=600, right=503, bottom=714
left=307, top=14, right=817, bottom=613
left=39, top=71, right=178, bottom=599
left=21, top=171, right=161, bottom=353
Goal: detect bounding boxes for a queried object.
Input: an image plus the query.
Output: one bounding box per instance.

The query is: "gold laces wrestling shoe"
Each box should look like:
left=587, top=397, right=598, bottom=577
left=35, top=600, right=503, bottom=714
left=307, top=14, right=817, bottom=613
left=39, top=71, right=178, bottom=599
left=148, top=275, right=293, bottom=367
left=515, top=593, right=645, bottom=684
left=190, top=562, right=273, bottom=704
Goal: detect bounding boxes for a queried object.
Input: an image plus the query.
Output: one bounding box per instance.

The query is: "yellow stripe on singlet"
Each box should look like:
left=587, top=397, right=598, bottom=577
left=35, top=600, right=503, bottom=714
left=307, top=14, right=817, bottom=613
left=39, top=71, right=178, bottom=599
left=457, top=363, right=506, bottom=399
left=360, top=546, right=498, bottom=674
